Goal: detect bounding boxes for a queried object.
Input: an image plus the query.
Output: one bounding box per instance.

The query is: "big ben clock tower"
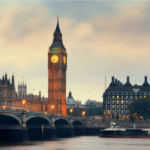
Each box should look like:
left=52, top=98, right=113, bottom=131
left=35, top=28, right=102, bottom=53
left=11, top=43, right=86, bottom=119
left=48, top=17, right=67, bottom=115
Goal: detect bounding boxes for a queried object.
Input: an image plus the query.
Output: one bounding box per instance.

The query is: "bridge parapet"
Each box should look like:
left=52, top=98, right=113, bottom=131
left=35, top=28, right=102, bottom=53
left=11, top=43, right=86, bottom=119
left=0, top=109, right=108, bottom=129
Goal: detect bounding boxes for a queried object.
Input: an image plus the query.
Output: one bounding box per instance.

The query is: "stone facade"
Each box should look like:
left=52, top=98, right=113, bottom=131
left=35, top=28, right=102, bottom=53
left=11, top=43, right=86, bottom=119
left=47, top=18, right=67, bottom=115
left=0, top=74, right=15, bottom=107
left=103, top=76, right=149, bottom=120
left=14, top=92, right=47, bottom=113
left=18, top=83, right=27, bottom=98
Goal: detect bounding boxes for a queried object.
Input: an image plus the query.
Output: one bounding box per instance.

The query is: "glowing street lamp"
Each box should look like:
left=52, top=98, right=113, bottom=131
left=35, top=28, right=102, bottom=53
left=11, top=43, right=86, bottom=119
left=82, top=111, right=85, bottom=115
left=3, top=106, right=5, bottom=109
left=70, top=108, right=73, bottom=116
left=22, top=100, right=26, bottom=110
left=22, top=100, right=26, bottom=105
left=82, top=111, right=86, bottom=118
left=51, top=105, right=54, bottom=114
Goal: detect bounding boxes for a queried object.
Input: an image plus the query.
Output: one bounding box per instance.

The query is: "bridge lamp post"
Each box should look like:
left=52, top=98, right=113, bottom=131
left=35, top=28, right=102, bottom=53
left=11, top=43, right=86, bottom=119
left=51, top=105, right=54, bottom=114
left=70, top=108, right=73, bottom=117
left=3, top=106, right=6, bottom=109
left=82, top=111, right=86, bottom=119
left=22, top=100, right=26, bottom=110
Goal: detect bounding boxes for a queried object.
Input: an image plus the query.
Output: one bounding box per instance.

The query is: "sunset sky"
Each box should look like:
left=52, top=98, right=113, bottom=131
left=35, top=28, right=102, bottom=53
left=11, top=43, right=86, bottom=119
left=0, top=1, right=150, bottom=103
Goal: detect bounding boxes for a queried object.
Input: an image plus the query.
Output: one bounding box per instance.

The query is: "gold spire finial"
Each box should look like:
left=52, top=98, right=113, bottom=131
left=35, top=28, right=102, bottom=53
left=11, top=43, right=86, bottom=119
left=57, top=15, right=59, bottom=22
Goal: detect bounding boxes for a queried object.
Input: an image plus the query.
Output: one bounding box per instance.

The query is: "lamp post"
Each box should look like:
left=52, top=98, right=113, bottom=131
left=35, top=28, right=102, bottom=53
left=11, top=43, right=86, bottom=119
left=82, top=111, right=86, bottom=119
left=22, top=100, right=26, bottom=110
left=70, top=108, right=73, bottom=117
left=82, top=111, right=86, bottom=128
left=51, top=105, right=54, bottom=114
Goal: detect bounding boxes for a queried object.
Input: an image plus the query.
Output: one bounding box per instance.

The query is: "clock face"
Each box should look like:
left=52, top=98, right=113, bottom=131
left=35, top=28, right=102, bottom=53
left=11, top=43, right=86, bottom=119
left=63, top=56, right=66, bottom=64
left=51, top=55, right=59, bottom=63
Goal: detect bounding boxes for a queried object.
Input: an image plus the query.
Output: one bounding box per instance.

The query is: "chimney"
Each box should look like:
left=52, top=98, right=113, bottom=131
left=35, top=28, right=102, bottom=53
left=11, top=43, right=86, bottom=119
left=112, top=76, right=114, bottom=83
left=110, top=76, right=116, bottom=86
left=125, top=76, right=131, bottom=86
left=115, top=79, right=117, bottom=84
left=143, top=76, right=149, bottom=86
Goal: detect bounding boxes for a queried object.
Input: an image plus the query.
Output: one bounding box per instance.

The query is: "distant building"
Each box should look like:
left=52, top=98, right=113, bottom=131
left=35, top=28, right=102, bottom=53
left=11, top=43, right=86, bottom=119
left=85, top=99, right=102, bottom=108
left=17, top=83, right=48, bottom=101
left=103, top=76, right=149, bottom=120
left=0, top=74, right=15, bottom=107
left=66, top=91, right=82, bottom=108
left=18, top=82, right=27, bottom=98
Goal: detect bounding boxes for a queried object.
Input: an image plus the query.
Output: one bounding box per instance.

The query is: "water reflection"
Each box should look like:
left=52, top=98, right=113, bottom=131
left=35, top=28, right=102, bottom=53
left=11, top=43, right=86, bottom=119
left=0, top=136, right=150, bottom=150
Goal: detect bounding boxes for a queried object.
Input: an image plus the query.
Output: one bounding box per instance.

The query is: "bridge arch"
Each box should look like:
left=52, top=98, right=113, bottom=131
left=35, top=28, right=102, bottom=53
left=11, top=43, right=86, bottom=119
left=26, top=116, right=51, bottom=128
left=54, top=118, right=70, bottom=128
left=0, top=114, right=22, bottom=129
left=72, top=120, right=83, bottom=127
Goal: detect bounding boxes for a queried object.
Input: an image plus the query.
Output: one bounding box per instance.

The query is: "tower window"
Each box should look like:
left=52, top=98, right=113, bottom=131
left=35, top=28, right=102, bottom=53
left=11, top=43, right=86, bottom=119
left=112, top=110, right=114, bottom=114
left=103, top=110, right=105, bottom=115
left=107, top=110, right=110, bottom=115
left=0, top=90, right=2, bottom=96
left=125, top=110, right=128, bottom=115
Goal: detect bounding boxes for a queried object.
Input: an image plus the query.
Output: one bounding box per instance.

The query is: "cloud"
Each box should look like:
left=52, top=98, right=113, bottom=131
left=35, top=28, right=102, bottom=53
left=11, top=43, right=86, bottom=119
left=1, top=1, right=150, bottom=103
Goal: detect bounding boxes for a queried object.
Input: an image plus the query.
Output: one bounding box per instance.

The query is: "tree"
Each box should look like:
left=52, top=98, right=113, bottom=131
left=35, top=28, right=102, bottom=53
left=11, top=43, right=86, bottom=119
left=128, top=96, right=150, bottom=120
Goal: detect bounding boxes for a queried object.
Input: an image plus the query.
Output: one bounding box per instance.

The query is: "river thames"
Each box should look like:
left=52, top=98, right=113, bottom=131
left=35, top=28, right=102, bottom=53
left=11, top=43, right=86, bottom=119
left=0, top=136, right=150, bottom=150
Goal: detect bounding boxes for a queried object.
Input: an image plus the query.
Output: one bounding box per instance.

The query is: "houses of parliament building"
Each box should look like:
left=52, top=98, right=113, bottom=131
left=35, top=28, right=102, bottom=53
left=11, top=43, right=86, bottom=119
left=0, top=18, right=67, bottom=115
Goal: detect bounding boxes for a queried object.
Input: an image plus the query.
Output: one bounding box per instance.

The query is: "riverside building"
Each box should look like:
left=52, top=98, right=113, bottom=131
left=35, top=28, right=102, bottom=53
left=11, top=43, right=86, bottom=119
left=103, top=76, right=149, bottom=120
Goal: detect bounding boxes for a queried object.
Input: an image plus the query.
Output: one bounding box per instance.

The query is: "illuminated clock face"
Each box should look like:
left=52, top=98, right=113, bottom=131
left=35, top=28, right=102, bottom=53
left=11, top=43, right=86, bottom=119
left=63, top=56, right=66, bottom=64
left=51, top=55, right=59, bottom=63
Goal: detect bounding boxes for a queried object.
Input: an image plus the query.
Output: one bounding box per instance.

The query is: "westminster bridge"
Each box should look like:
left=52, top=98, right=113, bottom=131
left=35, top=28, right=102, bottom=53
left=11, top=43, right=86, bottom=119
left=0, top=109, right=108, bottom=142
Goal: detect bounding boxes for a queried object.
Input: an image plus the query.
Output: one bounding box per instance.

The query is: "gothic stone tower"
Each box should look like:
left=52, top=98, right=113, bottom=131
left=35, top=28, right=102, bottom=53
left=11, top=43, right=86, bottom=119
left=48, top=18, right=67, bottom=115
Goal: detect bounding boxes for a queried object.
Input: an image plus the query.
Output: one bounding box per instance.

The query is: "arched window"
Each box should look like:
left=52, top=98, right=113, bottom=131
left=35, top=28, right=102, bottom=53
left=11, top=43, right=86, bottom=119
left=0, top=90, right=2, bottom=96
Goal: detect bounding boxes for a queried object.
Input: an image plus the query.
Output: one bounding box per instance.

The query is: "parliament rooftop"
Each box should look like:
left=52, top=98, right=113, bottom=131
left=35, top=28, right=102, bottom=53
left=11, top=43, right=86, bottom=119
left=103, top=76, right=150, bottom=120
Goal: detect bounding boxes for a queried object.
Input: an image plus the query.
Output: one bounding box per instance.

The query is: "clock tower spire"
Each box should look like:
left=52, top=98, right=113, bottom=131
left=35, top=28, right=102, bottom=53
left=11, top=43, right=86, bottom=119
left=48, top=17, right=67, bottom=115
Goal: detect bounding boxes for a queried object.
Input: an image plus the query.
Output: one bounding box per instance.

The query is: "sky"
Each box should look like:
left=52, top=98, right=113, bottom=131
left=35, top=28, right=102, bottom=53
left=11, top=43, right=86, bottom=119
left=0, top=1, right=150, bottom=103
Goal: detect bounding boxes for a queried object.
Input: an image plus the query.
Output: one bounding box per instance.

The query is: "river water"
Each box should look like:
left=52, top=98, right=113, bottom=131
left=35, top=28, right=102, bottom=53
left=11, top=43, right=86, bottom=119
left=0, top=136, right=150, bottom=150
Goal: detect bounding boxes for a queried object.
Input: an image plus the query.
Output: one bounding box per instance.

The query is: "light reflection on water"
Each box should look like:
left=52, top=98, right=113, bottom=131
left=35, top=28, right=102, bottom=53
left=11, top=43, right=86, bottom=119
left=0, top=136, right=150, bottom=150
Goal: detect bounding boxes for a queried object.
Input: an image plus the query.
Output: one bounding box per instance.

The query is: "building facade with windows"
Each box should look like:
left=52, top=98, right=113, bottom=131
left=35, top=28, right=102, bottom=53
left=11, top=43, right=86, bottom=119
left=0, top=74, right=15, bottom=107
left=103, top=76, right=149, bottom=120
